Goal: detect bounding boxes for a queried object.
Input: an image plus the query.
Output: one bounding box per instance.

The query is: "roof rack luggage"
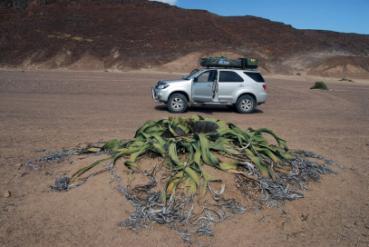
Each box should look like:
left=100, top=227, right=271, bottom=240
left=200, top=56, right=258, bottom=69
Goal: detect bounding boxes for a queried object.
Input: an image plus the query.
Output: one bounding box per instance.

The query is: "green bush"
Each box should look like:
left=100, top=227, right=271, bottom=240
left=310, top=81, right=328, bottom=90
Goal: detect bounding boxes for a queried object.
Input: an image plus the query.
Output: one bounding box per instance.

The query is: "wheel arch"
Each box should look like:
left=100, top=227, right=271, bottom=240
left=168, top=91, right=190, bottom=103
left=234, top=92, right=257, bottom=104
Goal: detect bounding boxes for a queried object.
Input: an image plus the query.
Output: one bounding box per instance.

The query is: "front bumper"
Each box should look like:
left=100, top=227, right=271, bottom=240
left=151, top=87, right=168, bottom=103
left=152, top=87, right=159, bottom=102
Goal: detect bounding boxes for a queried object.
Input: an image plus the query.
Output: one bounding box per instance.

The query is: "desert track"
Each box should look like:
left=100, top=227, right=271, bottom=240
left=0, top=70, right=368, bottom=246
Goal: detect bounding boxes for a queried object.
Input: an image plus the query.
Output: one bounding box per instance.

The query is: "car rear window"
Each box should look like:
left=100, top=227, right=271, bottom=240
left=244, top=72, right=265, bottom=82
left=219, top=71, right=244, bottom=82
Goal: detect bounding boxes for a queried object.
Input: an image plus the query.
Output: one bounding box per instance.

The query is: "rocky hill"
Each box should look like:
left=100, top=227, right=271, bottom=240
left=1, top=0, right=369, bottom=78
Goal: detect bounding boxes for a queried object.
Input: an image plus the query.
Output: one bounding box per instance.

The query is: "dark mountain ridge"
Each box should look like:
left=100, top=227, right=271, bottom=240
left=1, top=0, right=369, bottom=78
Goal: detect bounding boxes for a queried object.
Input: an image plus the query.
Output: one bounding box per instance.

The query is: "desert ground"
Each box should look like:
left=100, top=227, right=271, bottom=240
left=0, top=70, right=368, bottom=246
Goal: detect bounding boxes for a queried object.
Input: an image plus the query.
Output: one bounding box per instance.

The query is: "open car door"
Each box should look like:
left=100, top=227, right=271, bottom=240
left=192, top=70, right=217, bottom=103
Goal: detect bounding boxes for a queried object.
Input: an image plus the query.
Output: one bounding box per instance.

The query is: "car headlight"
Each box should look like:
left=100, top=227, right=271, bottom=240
left=157, top=83, right=169, bottom=90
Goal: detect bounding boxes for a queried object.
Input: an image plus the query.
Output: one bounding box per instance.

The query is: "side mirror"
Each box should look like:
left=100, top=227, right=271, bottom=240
left=194, top=77, right=198, bottom=82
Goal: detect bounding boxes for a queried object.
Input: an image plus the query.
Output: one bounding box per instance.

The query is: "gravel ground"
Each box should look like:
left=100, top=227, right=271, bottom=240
left=0, top=70, right=368, bottom=246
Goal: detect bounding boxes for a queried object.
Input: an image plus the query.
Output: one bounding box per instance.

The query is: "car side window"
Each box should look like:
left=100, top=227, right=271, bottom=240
left=208, top=70, right=217, bottom=82
left=219, top=71, right=244, bottom=82
left=195, top=70, right=217, bottom=83
left=244, top=72, right=265, bottom=82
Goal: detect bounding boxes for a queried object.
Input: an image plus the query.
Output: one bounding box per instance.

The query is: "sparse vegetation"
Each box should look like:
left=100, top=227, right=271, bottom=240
left=310, top=81, right=329, bottom=90
left=339, top=77, right=353, bottom=82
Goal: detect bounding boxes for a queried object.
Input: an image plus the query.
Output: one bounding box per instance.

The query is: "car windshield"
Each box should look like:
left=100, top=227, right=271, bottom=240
left=183, top=69, right=201, bottom=80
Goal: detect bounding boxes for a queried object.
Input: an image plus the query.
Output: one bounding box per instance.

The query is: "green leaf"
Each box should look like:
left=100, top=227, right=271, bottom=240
left=168, top=141, right=184, bottom=168
left=244, top=148, right=269, bottom=177
left=218, top=162, right=238, bottom=171
left=184, top=167, right=201, bottom=186
left=71, top=157, right=112, bottom=181
left=102, top=139, right=125, bottom=152
left=184, top=177, right=197, bottom=195
left=198, top=133, right=219, bottom=166
left=255, top=128, right=288, bottom=150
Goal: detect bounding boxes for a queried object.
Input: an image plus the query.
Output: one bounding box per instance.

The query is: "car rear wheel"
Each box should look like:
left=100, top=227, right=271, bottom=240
left=167, top=93, right=188, bottom=113
left=236, top=95, right=256, bottom=113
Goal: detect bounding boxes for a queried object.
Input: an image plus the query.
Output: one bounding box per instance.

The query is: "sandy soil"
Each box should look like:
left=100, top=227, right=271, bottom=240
left=0, top=70, right=368, bottom=247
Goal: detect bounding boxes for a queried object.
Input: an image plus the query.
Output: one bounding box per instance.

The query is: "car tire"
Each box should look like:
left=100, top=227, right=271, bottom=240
left=167, top=93, right=188, bottom=113
left=235, top=94, right=256, bottom=113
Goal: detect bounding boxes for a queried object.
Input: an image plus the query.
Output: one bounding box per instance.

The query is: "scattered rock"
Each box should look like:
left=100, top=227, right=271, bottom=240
left=21, top=172, right=29, bottom=177
left=300, top=213, right=309, bottom=222
left=52, top=176, right=70, bottom=191
left=339, top=77, right=353, bottom=82
left=44, top=171, right=52, bottom=176
left=3, top=191, right=11, bottom=198
left=344, top=224, right=354, bottom=229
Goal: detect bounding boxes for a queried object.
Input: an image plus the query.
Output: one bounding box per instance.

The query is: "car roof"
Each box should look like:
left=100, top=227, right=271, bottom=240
left=199, top=67, right=260, bottom=73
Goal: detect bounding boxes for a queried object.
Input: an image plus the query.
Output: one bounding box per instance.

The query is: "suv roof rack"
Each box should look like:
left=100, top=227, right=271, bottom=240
left=204, top=66, right=258, bottom=71
left=200, top=57, right=258, bottom=70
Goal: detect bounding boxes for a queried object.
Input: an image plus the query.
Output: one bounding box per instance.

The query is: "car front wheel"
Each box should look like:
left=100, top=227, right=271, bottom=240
left=167, top=93, right=188, bottom=113
left=235, top=95, right=256, bottom=113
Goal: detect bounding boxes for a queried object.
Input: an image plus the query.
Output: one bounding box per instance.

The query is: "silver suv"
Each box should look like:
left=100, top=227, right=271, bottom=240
left=152, top=68, right=267, bottom=113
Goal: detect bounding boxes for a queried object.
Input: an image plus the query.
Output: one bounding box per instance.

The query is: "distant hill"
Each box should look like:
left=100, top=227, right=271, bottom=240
left=1, top=0, right=369, bottom=78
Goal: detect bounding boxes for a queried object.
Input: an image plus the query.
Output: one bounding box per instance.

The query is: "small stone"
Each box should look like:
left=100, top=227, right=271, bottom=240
left=53, top=176, right=70, bottom=191
left=344, top=224, right=353, bottom=229
left=3, top=191, right=11, bottom=198
left=300, top=213, right=309, bottom=221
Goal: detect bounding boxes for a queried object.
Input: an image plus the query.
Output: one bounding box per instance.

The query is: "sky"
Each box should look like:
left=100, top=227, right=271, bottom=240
left=151, top=0, right=369, bottom=35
